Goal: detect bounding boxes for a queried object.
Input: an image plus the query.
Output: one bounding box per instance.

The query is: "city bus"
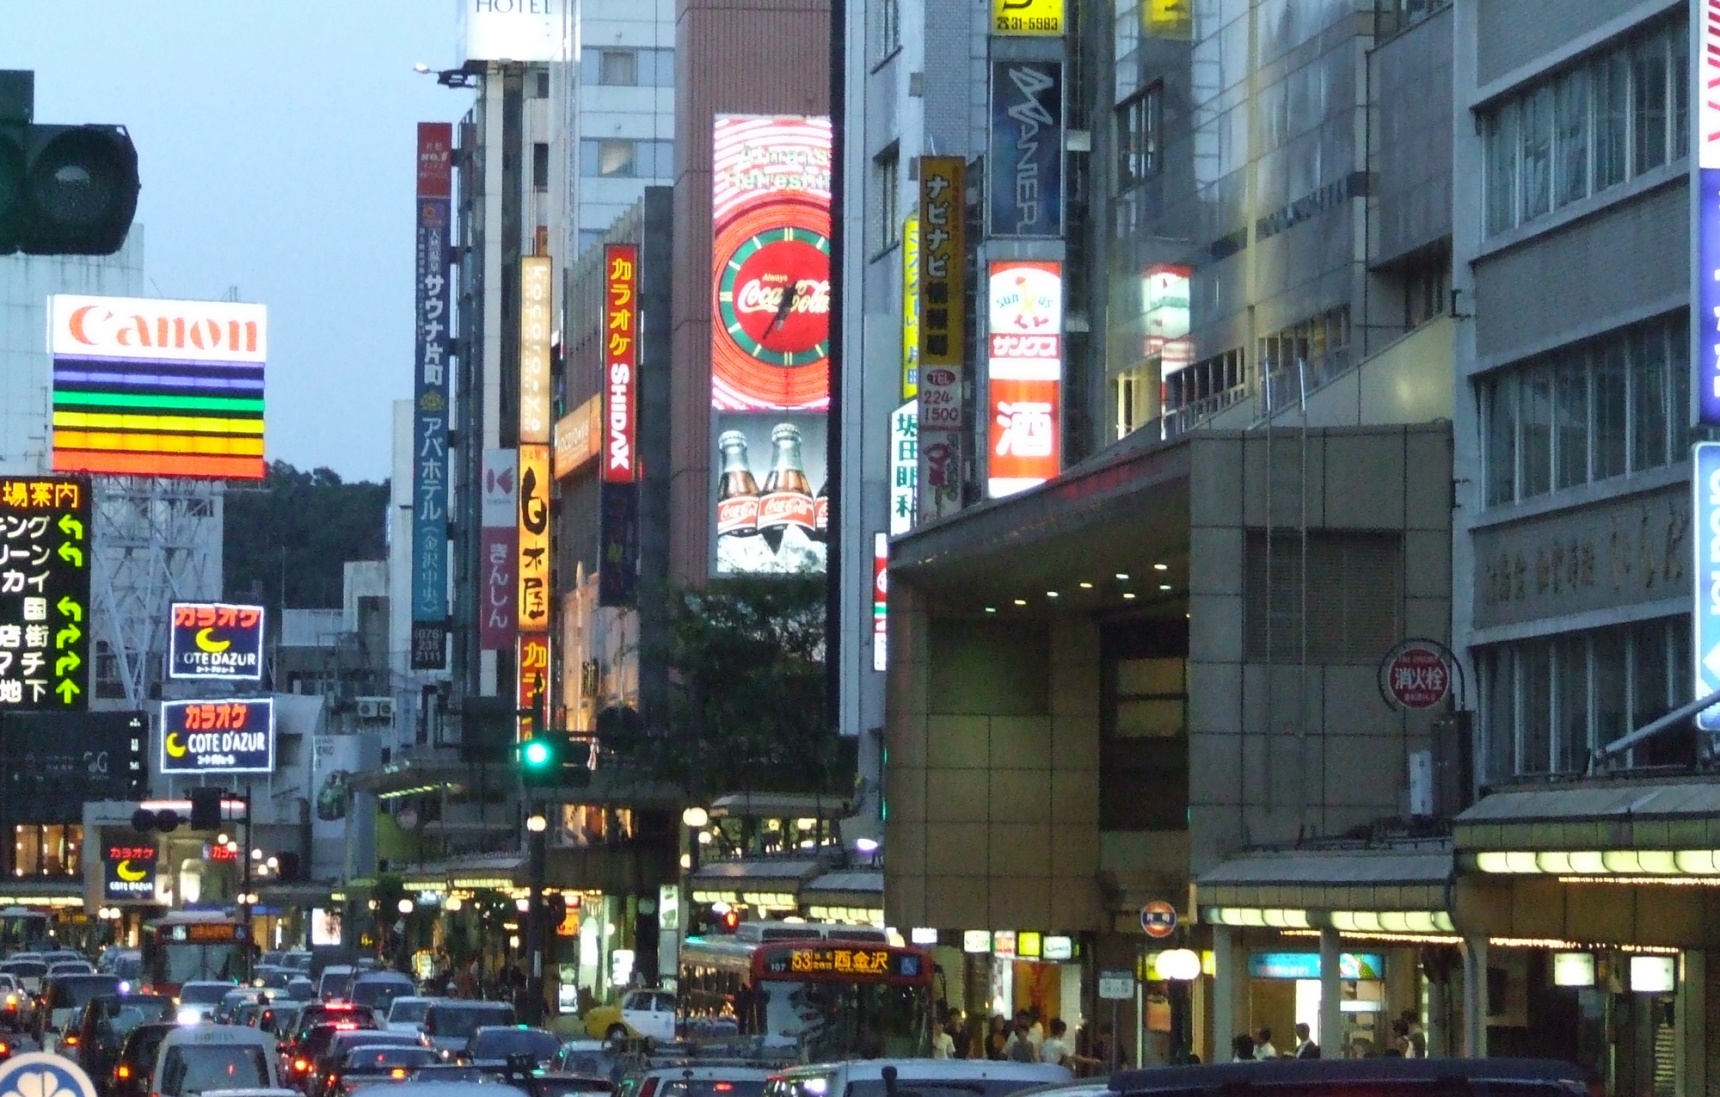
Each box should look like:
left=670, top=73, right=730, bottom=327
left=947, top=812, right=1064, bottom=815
left=140, top=912, right=249, bottom=995
left=679, top=924, right=934, bottom=1060
left=0, top=909, right=50, bottom=954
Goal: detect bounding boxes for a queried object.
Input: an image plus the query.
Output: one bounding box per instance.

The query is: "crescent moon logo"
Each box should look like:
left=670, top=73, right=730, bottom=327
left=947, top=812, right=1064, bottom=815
left=194, top=628, right=232, bottom=654
left=115, top=860, right=148, bottom=883
left=165, top=733, right=187, bottom=759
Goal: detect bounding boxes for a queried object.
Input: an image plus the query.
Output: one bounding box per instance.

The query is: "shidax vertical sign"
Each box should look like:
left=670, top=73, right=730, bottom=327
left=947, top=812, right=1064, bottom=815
left=0, top=477, right=90, bottom=711
left=604, top=245, right=639, bottom=484
left=411, top=122, right=454, bottom=670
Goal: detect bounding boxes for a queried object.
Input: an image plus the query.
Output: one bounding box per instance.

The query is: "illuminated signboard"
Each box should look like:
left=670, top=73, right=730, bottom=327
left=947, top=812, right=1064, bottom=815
left=517, top=443, right=551, bottom=631
left=986, top=260, right=1063, bottom=497
left=902, top=216, right=919, bottom=399
left=1699, top=10, right=1720, bottom=425
left=481, top=449, right=519, bottom=652
left=1696, top=443, right=1720, bottom=728
left=411, top=122, right=455, bottom=671
left=917, top=157, right=966, bottom=523
left=103, top=854, right=156, bottom=900
left=1248, top=952, right=1384, bottom=980
left=604, top=244, right=639, bottom=484
left=765, top=947, right=924, bottom=980
left=517, top=632, right=550, bottom=741
left=160, top=698, right=275, bottom=774
left=49, top=295, right=266, bottom=480
left=1143, top=0, right=1193, bottom=39
left=890, top=400, right=918, bottom=536
left=170, top=921, right=245, bottom=944
left=0, top=476, right=91, bottom=711
left=873, top=533, right=888, bottom=672
left=553, top=394, right=601, bottom=479
left=991, top=0, right=1065, bottom=35
left=520, top=257, right=553, bottom=445
left=989, top=61, right=1064, bottom=238
left=711, top=115, right=832, bottom=576
left=168, top=602, right=264, bottom=681
left=457, top=0, right=568, bottom=64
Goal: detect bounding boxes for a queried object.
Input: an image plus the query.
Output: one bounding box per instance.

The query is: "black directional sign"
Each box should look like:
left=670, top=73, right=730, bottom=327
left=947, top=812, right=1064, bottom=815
left=0, top=476, right=91, bottom=711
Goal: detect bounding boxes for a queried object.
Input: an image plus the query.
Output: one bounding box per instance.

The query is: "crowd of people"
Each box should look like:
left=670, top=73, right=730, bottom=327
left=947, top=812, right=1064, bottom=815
left=929, top=1006, right=1112, bottom=1074
left=1229, top=1012, right=1426, bottom=1062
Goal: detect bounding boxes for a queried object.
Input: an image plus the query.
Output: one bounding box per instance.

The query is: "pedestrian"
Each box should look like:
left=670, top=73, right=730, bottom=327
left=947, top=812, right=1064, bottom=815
left=1293, top=1022, right=1320, bottom=1059
left=1231, top=1033, right=1255, bottom=1062
left=1040, top=1019, right=1072, bottom=1067
left=1399, top=1010, right=1426, bottom=1058
left=946, top=1010, right=971, bottom=1059
left=1255, top=1027, right=1278, bottom=1059
left=931, top=1017, right=956, bottom=1059
left=986, top=1015, right=1010, bottom=1060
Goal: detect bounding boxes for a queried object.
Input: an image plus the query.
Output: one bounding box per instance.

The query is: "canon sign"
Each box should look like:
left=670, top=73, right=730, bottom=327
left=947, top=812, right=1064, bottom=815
left=50, top=295, right=267, bottom=364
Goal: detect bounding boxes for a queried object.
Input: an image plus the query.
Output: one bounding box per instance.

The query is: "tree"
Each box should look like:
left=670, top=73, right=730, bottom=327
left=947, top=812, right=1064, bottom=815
left=223, top=461, right=389, bottom=619
left=618, top=575, right=844, bottom=796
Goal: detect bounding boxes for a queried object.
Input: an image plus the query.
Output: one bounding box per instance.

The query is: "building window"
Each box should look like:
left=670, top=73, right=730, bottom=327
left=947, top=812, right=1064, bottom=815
left=1243, top=532, right=1402, bottom=663
left=1162, top=347, right=1247, bottom=436
left=1117, top=84, right=1162, bottom=191
left=13, top=825, right=80, bottom=877
left=1479, top=313, right=1688, bottom=507
left=598, top=50, right=637, bottom=87
left=875, top=0, right=900, bottom=59
left=532, top=142, right=550, bottom=191
left=1100, top=624, right=1189, bottom=832
left=1257, top=306, right=1351, bottom=410
left=872, top=147, right=900, bottom=254
left=1478, top=616, right=1690, bottom=780
left=1481, top=15, right=1687, bottom=236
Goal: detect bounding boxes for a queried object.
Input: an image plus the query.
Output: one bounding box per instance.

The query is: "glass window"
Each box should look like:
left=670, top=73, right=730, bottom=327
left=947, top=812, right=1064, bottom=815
left=1485, top=105, right=1518, bottom=235
left=1632, top=620, right=1669, bottom=732
left=1118, top=85, right=1162, bottom=190
left=1592, top=337, right=1628, bottom=480
left=1631, top=324, right=1668, bottom=472
left=598, top=50, right=638, bottom=87
left=875, top=0, right=900, bottom=57
left=1553, top=350, right=1589, bottom=490
left=873, top=148, right=900, bottom=253
left=1483, top=373, right=1517, bottom=505
left=1594, top=50, right=1630, bottom=188
left=1593, top=628, right=1628, bottom=759
left=1481, top=647, right=1514, bottom=783
left=1554, top=634, right=1589, bottom=773
left=1671, top=316, right=1693, bottom=456
left=1519, top=363, right=1552, bottom=497
left=1672, top=21, right=1690, bottom=160
left=596, top=140, right=635, bottom=177
left=1520, top=85, right=1553, bottom=220
left=1553, top=69, right=1590, bottom=207
left=1632, top=34, right=1669, bottom=174
left=1518, top=641, right=1552, bottom=774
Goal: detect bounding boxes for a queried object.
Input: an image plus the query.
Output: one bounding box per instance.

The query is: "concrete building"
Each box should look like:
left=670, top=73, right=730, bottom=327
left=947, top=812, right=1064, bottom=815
left=872, top=0, right=1462, bottom=1065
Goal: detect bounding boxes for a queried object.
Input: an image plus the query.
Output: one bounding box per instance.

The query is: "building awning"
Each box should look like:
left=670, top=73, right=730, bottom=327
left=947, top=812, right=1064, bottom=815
left=800, top=869, right=882, bottom=908
left=392, top=853, right=527, bottom=892
left=1195, top=846, right=1454, bottom=932
left=256, top=882, right=335, bottom=907
left=1456, top=779, right=1720, bottom=878
left=708, top=792, right=850, bottom=820
left=690, top=858, right=823, bottom=906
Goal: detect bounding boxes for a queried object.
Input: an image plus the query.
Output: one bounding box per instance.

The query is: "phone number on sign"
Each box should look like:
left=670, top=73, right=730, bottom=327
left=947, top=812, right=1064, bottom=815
left=996, top=15, right=1061, bottom=31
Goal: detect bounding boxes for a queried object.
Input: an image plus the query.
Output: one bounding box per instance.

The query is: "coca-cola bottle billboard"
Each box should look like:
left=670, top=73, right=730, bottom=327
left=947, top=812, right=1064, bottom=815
left=713, top=414, right=828, bottom=575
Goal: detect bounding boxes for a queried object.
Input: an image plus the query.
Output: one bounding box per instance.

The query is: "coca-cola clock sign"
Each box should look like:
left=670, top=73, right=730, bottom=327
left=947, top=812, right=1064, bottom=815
left=710, top=115, right=833, bottom=413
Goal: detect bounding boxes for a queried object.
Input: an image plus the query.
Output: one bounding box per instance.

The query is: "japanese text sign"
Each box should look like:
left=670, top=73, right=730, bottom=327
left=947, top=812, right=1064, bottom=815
left=517, top=632, right=550, bottom=741
left=160, top=698, right=275, bottom=774
left=520, top=256, right=553, bottom=444
left=604, top=245, right=639, bottom=483
left=168, top=601, right=265, bottom=681
left=412, top=122, right=454, bottom=669
left=0, top=476, right=91, bottom=711
left=918, top=156, right=966, bottom=371
left=1697, top=9, right=1720, bottom=425
left=481, top=449, right=519, bottom=652
left=553, top=394, right=602, bottom=479
left=1695, top=443, right=1720, bottom=728
left=902, top=216, right=920, bottom=399
left=986, top=261, right=1063, bottom=497
left=890, top=400, right=918, bottom=535
left=517, top=444, right=551, bottom=632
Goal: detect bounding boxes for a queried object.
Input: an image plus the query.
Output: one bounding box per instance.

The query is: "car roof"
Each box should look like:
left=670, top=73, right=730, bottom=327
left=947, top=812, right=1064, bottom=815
left=1108, top=1059, right=1595, bottom=1093
left=429, top=1000, right=510, bottom=1009
left=159, top=1024, right=277, bottom=1049
left=353, top=971, right=415, bottom=983
left=774, top=1063, right=1070, bottom=1082
left=642, top=1068, right=778, bottom=1081
left=378, top=1085, right=530, bottom=1097
left=474, top=1025, right=554, bottom=1036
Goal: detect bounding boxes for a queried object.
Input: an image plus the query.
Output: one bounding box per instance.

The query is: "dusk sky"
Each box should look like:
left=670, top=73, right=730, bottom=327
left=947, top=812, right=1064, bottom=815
left=1, top=2, right=471, bottom=483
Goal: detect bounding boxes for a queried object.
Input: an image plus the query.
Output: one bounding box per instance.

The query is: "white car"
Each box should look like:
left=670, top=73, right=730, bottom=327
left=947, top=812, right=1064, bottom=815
left=152, top=1024, right=280, bottom=1097
left=618, top=990, right=676, bottom=1042
left=176, top=980, right=238, bottom=1024
left=383, top=995, right=434, bottom=1035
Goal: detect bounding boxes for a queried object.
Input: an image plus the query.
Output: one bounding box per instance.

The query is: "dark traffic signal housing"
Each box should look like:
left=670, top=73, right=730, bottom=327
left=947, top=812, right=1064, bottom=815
left=516, top=730, right=593, bottom=789
left=0, top=71, right=140, bottom=256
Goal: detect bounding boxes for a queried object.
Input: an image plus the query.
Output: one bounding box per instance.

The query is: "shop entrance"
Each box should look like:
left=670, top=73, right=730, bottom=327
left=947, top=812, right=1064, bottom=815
left=1247, top=951, right=1385, bottom=1057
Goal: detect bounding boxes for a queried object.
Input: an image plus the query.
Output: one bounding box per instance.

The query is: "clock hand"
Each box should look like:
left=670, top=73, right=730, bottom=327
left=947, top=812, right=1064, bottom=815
left=765, top=280, right=800, bottom=338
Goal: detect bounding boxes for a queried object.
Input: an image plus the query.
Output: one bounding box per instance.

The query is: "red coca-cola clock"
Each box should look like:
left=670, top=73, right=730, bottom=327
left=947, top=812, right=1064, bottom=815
left=711, top=195, right=831, bottom=411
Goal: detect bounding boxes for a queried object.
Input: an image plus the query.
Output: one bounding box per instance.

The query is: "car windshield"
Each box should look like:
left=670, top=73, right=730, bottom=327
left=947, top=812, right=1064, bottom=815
left=432, top=1006, right=512, bottom=1038
left=389, top=1000, right=430, bottom=1023
left=834, top=1082, right=1049, bottom=1097
left=344, top=1046, right=438, bottom=1072
left=351, top=979, right=414, bottom=1009
left=536, top=1080, right=617, bottom=1097
left=659, top=1081, right=766, bottom=1097
left=104, top=998, right=175, bottom=1035
left=178, top=983, right=232, bottom=1005
left=49, top=975, right=121, bottom=1009
left=158, top=1043, right=272, bottom=1097
left=124, top=1024, right=173, bottom=1063
left=3, top=961, right=45, bottom=978
left=469, top=1029, right=559, bottom=1060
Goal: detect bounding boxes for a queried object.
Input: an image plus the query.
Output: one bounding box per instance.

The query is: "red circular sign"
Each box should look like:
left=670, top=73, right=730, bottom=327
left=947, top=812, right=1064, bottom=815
left=722, top=236, right=830, bottom=363
left=1140, top=900, right=1177, bottom=939
left=1387, top=646, right=1451, bottom=709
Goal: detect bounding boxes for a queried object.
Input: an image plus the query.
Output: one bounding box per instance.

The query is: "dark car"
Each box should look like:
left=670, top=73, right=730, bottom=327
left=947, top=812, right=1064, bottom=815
left=73, top=993, right=174, bottom=1085
left=41, top=972, right=122, bottom=1042
left=522, top=1074, right=615, bottom=1097
left=258, top=1002, right=305, bottom=1041
left=284, top=1004, right=377, bottom=1065
left=348, top=973, right=417, bottom=1018
left=321, top=1044, right=439, bottom=1096
left=311, top=1031, right=428, bottom=1097
left=457, top=1026, right=559, bottom=1071
left=111, top=1021, right=177, bottom=1097
left=290, top=1019, right=383, bottom=1091
left=1109, top=1057, right=1597, bottom=1097
left=421, top=1002, right=514, bottom=1057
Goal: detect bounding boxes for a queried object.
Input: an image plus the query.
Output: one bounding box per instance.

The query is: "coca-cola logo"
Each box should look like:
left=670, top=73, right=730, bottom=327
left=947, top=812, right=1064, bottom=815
left=717, top=228, right=831, bottom=369
left=718, top=495, right=760, bottom=535
left=758, top=491, right=816, bottom=529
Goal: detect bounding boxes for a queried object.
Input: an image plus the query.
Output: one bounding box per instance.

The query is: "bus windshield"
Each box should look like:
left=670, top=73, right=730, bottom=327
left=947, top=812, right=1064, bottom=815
left=749, top=980, right=928, bottom=1060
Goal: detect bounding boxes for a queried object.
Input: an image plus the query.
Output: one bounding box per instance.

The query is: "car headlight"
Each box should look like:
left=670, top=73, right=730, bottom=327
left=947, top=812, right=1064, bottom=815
left=176, top=1007, right=201, bottom=1025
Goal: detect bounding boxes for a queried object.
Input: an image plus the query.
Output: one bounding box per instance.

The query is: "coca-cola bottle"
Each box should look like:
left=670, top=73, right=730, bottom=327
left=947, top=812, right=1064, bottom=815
left=810, top=478, right=829, bottom=543
left=716, top=431, right=762, bottom=539
left=758, top=423, right=815, bottom=553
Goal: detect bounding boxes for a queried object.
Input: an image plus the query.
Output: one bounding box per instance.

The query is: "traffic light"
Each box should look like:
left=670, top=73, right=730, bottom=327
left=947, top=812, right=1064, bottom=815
left=189, top=787, right=224, bottom=831
left=130, top=807, right=179, bottom=834
left=518, top=731, right=566, bottom=788
left=0, top=71, right=140, bottom=256
left=273, top=851, right=302, bottom=883
left=714, top=907, right=741, bottom=933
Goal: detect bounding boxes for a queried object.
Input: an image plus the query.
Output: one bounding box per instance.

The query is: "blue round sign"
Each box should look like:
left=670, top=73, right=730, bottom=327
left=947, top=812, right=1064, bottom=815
left=0, top=1052, right=100, bottom=1097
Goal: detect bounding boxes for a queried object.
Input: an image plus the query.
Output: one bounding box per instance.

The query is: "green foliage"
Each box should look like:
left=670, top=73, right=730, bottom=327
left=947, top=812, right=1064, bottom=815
left=224, top=460, right=389, bottom=615
left=625, top=575, right=839, bottom=795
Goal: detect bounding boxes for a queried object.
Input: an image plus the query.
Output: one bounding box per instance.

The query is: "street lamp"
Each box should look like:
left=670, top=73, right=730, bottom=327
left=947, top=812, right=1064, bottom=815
left=398, top=898, right=415, bottom=915
left=1158, top=949, right=1201, bottom=1065
left=681, top=806, right=708, bottom=829
left=526, top=813, right=547, bottom=834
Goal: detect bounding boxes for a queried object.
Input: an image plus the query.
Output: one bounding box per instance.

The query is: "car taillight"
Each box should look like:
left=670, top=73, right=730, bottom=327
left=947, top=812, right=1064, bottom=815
left=713, top=1086, right=733, bottom=1092
left=390, top=1069, right=407, bottom=1080
left=62, top=1035, right=76, bottom=1046
left=294, top=1060, right=309, bottom=1072
left=639, top=1079, right=659, bottom=1097
left=117, top=1066, right=131, bottom=1080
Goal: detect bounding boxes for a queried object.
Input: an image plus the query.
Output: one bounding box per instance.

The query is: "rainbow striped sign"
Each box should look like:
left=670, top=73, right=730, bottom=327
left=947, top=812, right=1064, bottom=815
left=49, top=295, right=266, bottom=480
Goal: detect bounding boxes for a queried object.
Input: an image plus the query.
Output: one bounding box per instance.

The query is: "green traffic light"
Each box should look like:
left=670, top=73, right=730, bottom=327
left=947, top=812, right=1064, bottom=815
left=522, top=739, right=553, bottom=768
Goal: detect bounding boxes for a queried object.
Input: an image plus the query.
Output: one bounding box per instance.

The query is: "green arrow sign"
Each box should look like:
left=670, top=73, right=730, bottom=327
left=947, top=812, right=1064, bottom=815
left=55, top=679, right=79, bottom=704
left=56, top=597, right=81, bottom=622
left=55, top=651, right=80, bottom=677
left=54, top=623, right=80, bottom=650
left=57, top=514, right=84, bottom=540
left=57, top=542, right=83, bottom=567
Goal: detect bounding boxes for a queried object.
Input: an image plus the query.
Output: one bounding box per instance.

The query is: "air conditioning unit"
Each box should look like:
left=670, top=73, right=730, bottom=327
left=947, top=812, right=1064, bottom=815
left=357, top=699, right=380, bottom=720
left=377, top=698, right=395, bottom=719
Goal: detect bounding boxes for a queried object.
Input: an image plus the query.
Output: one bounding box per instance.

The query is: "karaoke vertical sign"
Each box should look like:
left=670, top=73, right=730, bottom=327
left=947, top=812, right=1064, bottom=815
left=411, top=122, right=454, bottom=669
